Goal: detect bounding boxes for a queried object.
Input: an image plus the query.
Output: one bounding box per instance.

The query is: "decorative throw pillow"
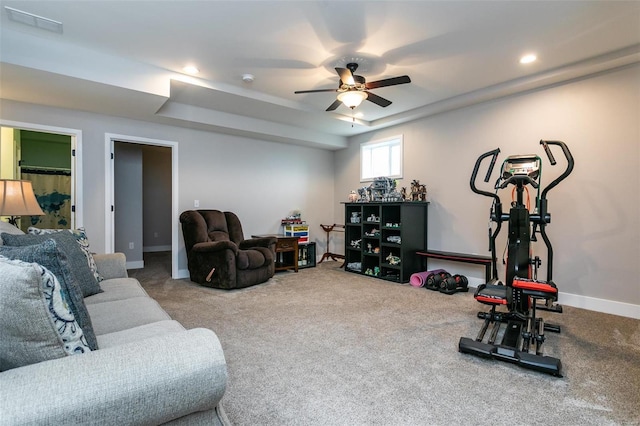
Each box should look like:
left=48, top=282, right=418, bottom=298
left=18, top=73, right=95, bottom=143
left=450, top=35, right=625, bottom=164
left=0, top=240, right=99, bottom=350
left=28, top=226, right=104, bottom=283
left=0, top=221, right=24, bottom=245
left=0, top=256, right=91, bottom=371
left=1, top=231, right=103, bottom=297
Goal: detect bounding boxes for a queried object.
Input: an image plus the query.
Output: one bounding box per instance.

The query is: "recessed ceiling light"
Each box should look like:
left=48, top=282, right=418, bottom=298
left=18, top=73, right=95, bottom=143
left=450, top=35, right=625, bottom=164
left=519, top=54, right=537, bottom=64
left=182, top=65, right=199, bottom=75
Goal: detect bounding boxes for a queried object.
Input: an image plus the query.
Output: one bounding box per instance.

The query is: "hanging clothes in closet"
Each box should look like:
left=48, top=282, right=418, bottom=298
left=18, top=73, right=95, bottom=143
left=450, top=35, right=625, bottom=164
left=20, top=167, right=72, bottom=232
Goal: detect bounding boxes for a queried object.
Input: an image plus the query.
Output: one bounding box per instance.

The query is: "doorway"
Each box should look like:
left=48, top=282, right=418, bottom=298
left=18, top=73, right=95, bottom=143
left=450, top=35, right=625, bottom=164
left=0, top=121, right=82, bottom=229
left=18, top=130, right=72, bottom=231
left=105, top=133, right=179, bottom=278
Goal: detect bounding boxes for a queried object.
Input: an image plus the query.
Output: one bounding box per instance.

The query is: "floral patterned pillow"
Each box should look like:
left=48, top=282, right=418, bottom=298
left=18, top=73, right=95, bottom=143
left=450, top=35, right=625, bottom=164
left=0, top=256, right=91, bottom=371
left=28, top=227, right=104, bottom=283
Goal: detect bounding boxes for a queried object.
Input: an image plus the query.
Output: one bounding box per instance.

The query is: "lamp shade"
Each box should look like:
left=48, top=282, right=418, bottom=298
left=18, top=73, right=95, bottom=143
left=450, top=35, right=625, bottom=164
left=0, top=179, right=45, bottom=217
left=337, top=90, right=368, bottom=109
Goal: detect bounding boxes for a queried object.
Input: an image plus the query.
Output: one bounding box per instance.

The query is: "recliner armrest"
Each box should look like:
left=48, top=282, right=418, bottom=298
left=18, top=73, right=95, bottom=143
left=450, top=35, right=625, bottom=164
left=240, top=237, right=277, bottom=250
left=192, top=240, right=239, bottom=255
left=0, top=328, right=227, bottom=425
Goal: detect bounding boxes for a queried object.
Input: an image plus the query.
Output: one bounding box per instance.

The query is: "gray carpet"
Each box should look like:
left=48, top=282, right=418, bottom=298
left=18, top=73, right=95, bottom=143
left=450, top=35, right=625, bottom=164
left=131, top=252, right=640, bottom=426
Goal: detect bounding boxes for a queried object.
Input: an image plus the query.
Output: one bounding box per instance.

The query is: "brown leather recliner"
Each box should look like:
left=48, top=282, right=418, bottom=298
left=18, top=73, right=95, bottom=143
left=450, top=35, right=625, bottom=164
left=180, top=210, right=276, bottom=289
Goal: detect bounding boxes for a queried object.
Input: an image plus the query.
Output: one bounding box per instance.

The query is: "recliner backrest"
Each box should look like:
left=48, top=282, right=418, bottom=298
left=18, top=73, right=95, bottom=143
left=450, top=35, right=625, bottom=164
left=223, top=211, right=245, bottom=244
left=180, top=210, right=248, bottom=250
left=199, top=210, right=231, bottom=242
left=179, top=210, right=208, bottom=251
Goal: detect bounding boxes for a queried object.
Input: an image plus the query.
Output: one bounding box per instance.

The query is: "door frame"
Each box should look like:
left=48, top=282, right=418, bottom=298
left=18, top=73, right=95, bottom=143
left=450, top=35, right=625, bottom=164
left=105, top=133, right=179, bottom=279
left=0, top=119, right=82, bottom=228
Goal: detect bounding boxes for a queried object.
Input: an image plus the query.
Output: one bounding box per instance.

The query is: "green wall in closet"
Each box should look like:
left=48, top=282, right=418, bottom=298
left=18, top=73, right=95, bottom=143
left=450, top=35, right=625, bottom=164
left=20, top=130, right=71, bottom=170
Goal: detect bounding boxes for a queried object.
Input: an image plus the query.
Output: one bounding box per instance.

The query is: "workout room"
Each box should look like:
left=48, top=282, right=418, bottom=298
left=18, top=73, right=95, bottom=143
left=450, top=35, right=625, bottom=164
left=334, top=63, right=639, bottom=319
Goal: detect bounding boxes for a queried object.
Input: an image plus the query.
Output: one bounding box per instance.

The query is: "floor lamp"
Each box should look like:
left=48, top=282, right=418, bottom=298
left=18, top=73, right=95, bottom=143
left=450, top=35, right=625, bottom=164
left=0, top=179, right=45, bottom=228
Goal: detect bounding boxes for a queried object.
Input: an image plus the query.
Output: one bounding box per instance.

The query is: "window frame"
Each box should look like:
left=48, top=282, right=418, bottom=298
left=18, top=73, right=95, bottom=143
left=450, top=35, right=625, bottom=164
left=360, top=135, right=403, bottom=182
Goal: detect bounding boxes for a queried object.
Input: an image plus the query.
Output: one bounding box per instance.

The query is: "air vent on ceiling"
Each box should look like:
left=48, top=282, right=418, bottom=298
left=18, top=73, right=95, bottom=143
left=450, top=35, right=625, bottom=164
left=5, top=6, right=63, bottom=34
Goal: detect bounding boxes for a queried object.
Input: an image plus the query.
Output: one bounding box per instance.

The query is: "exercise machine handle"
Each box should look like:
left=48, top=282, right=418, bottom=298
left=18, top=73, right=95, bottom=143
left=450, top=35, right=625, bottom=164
left=470, top=148, right=501, bottom=203
left=540, top=140, right=556, bottom=165
left=485, top=149, right=499, bottom=183
left=470, top=148, right=503, bottom=281
left=538, top=140, right=573, bottom=283
left=539, top=140, right=574, bottom=200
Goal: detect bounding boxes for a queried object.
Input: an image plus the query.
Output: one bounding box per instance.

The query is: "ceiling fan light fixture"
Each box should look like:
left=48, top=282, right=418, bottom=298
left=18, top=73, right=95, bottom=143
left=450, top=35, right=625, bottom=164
left=337, top=91, right=368, bottom=109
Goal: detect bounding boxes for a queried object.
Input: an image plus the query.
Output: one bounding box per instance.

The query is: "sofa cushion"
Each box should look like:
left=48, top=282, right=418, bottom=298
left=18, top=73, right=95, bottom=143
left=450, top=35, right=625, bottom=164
left=0, top=256, right=91, bottom=371
left=28, top=226, right=104, bottom=283
left=93, top=253, right=128, bottom=280
left=0, top=240, right=99, bottom=350
left=97, top=320, right=185, bottom=349
left=1, top=231, right=103, bottom=298
left=0, top=221, right=24, bottom=245
left=84, top=278, right=148, bottom=305
left=87, top=297, right=172, bottom=336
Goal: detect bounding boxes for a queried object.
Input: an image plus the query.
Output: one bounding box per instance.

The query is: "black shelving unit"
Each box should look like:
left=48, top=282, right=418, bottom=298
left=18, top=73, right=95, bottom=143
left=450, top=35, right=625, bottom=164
left=344, top=202, right=428, bottom=283
left=278, top=241, right=316, bottom=269
left=298, top=242, right=316, bottom=269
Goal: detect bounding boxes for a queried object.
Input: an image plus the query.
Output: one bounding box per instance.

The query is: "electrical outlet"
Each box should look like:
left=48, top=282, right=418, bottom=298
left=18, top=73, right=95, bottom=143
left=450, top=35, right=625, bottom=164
left=129, top=242, right=134, bottom=249
left=194, top=200, right=200, bottom=207
left=154, top=232, right=158, bottom=238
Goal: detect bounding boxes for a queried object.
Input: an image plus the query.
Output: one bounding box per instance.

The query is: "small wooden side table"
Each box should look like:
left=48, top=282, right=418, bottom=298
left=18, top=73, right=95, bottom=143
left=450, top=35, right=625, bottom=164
left=252, top=234, right=299, bottom=272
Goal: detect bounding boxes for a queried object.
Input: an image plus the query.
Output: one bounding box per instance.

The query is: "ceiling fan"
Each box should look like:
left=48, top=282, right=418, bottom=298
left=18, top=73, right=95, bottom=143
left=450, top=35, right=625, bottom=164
left=294, top=63, right=411, bottom=111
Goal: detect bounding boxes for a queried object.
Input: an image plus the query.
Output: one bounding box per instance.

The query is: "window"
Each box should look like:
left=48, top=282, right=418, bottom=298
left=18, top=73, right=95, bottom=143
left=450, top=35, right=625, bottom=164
left=360, top=135, right=403, bottom=182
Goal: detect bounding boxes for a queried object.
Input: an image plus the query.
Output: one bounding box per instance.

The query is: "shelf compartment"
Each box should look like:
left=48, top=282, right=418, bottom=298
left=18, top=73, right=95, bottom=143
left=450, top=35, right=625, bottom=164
left=362, top=204, right=381, bottom=224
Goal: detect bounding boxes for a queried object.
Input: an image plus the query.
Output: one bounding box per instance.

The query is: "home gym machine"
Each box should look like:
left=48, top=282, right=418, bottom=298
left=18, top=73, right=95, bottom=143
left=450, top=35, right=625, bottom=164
left=458, top=140, right=574, bottom=377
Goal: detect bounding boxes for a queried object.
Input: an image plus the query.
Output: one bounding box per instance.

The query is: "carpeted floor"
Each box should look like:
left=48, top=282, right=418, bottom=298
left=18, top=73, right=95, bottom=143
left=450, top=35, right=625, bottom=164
left=131, top=252, right=640, bottom=426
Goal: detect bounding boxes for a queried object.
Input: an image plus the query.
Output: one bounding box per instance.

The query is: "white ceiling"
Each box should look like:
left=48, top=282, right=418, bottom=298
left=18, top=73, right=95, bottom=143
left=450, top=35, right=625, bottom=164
left=1, top=1, right=639, bottom=150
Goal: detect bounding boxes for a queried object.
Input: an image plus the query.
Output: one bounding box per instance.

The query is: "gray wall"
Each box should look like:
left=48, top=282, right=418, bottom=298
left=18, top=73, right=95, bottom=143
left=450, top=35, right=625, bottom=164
left=334, top=64, right=640, bottom=309
left=142, top=144, right=172, bottom=251
left=114, top=142, right=143, bottom=265
left=0, top=99, right=336, bottom=273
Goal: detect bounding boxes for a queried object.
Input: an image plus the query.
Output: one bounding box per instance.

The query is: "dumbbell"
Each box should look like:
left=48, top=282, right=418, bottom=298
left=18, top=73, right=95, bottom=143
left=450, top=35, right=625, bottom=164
left=439, top=274, right=469, bottom=294
left=425, top=270, right=451, bottom=291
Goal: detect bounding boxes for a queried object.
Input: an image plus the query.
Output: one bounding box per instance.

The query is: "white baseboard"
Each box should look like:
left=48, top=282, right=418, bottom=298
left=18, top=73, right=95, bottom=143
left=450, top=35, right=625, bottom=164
left=558, top=292, right=640, bottom=319
left=144, top=245, right=171, bottom=253
left=126, top=260, right=144, bottom=270
left=177, top=268, right=190, bottom=279
left=466, top=279, right=639, bottom=319
left=467, top=277, right=486, bottom=289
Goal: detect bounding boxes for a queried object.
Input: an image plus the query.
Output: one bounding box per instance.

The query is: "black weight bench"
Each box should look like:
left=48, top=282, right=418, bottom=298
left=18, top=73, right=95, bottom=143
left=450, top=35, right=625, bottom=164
left=416, top=250, right=492, bottom=283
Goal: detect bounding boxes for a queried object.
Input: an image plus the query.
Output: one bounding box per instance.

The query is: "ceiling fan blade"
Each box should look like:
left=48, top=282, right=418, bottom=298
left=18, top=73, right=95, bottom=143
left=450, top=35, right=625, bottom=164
left=365, top=75, right=411, bottom=90
left=326, top=99, right=342, bottom=111
left=294, top=88, right=339, bottom=94
left=335, top=67, right=355, bottom=85
left=365, top=91, right=392, bottom=107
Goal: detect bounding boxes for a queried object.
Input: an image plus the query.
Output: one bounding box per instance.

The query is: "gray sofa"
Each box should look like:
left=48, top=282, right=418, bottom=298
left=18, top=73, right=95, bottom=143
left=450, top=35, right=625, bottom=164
left=0, top=251, right=229, bottom=425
